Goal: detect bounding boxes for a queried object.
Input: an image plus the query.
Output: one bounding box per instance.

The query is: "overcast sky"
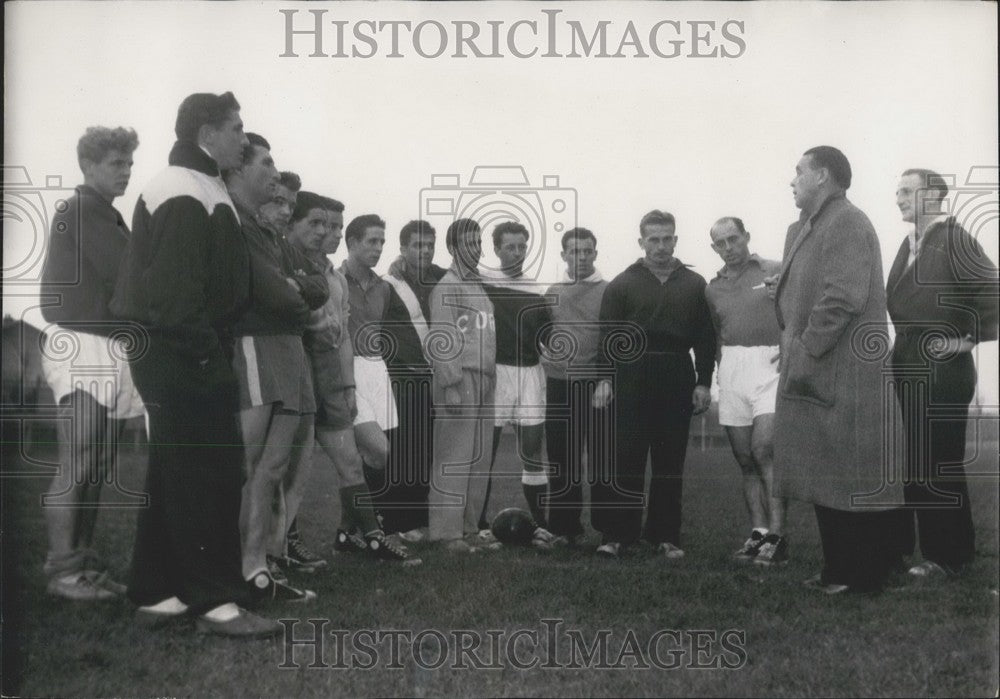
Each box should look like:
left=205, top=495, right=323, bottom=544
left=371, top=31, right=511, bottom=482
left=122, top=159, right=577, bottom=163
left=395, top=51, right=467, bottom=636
left=4, top=1, right=998, bottom=401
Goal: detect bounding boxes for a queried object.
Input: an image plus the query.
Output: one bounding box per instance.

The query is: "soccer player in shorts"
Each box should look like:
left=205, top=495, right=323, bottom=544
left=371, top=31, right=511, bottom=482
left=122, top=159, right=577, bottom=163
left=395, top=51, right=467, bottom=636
left=480, top=222, right=555, bottom=546
left=225, top=134, right=327, bottom=602
left=287, top=194, right=416, bottom=565
left=256, top=171, right=328, bottom=572
left=38, top=126, right=143, bottom=600
left=705, top=216, right=788, bottom=565
left=339, top=216, right=398, bottom=515
left=427, top=219, right=497, bottom=552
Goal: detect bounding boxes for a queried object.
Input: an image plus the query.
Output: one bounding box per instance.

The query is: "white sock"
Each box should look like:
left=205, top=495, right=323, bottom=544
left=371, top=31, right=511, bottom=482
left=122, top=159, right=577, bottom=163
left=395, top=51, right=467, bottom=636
left=202, top=603, right=240, bottom=622
left=139, top=596, right=188, bottom=614
left=753, top=527, right=769, bottom=536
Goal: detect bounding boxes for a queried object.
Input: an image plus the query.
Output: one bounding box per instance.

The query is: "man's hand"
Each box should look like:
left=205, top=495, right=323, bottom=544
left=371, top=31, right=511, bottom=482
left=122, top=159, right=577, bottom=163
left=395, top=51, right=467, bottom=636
left=692, top=385, right=711, bottom=415
left=592, top=380, right=613, bottom=409
left=763, top=274, right=780, bottom=300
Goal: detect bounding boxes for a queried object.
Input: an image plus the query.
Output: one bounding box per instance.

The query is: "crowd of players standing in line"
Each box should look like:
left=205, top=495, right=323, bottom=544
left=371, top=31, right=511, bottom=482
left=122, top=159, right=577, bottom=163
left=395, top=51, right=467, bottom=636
left=36, top=91, right=998, bottom=638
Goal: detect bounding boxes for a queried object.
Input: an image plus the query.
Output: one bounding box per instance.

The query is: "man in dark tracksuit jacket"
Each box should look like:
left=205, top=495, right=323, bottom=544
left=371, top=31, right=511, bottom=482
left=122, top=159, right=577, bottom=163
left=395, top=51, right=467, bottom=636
left=593, top=210, right=716, bottom=558
left=111, top=92, right=279, bottom=637
left=890, top=169, right=999, bottom=578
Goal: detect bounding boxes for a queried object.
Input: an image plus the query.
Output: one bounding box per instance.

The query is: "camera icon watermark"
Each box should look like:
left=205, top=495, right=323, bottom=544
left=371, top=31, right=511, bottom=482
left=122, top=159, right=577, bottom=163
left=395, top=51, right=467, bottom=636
left=419, top=166, right=577, bottom=281
left=2, top=165, right=77, bottom=286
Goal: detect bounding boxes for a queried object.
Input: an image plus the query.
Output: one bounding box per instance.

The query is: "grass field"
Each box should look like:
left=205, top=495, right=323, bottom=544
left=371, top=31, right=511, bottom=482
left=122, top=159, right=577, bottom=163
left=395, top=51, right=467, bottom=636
left=2, top=425, right=998, bottom=698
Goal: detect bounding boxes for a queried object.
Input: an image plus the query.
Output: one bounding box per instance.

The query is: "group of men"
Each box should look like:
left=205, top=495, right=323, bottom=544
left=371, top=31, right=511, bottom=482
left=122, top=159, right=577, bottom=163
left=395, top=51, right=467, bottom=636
left=36, top=89, right=998, bottom=639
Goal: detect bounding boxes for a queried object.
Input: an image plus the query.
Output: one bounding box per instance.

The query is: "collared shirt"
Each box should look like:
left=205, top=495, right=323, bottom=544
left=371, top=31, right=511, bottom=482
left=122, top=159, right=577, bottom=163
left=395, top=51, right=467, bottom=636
left=340, top=258, right=390, bottom=357
left=705, top=254, right=782, bottom=348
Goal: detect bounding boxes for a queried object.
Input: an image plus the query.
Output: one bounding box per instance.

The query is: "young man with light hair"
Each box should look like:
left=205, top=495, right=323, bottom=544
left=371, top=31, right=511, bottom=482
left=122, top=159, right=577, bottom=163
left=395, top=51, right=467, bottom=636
left=39, top=125, right=142, bottom=600
left=705, top=216, right=788, bottom=565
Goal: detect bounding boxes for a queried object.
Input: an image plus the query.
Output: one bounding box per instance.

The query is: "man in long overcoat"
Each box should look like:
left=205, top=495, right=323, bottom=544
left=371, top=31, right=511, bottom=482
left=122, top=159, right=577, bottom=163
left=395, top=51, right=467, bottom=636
left=772, top=145, right=904, bottom=594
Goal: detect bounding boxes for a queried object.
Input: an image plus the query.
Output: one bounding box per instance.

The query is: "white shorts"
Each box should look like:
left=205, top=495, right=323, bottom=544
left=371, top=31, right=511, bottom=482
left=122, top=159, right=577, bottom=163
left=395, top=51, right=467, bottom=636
left=40, top=326, right=144, bottom=419
left=717, top=345, right=779, bottom=427
left=353, top=356, right=398, bottom=430
left=493, top=364, right=546, bottom=426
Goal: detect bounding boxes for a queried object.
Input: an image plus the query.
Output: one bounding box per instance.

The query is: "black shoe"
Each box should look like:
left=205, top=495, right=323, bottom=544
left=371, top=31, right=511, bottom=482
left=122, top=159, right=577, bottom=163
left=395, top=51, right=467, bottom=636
left=753, top=534, right=789, bottom=567
left=365, top=531, right=422, bottom=566
left=286, top=531, right=328, bottom=571
left=248, top=571, right=317, bottom=604
left=333, top=528, right=367, bottom=553
left=734, top=530, right=766, bottom=560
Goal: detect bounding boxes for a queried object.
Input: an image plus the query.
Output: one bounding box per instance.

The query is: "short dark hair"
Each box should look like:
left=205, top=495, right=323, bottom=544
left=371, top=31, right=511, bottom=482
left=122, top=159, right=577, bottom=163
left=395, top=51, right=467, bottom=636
left=902, top=168, right=948, bottom=199
left=222, top=133, right=269, bottom=183
left=712, top=216, right=747, bottom=235
left=639, top=210, right=676, bottom=236
left=323, top=197, right=344, bottom=214
left=492, top=221, right=529, bottom=248
left=290, top=191, right=326, bottom=223
left=77, top=127, right=139, bottom=169
left=242, top=132, right=270, bottom=166
left=561, top=227, right=596, bottom=250
left=174, top=92, right=240, bottom=142
left=804, top=145, right=852, bottom=190
left=278, top=171, right=301, bottom=193
left=345, top=214, right=386, bottom=245
left=446, top=218, right=481, bottom=254
left=400, top=220, right=437, bottom=247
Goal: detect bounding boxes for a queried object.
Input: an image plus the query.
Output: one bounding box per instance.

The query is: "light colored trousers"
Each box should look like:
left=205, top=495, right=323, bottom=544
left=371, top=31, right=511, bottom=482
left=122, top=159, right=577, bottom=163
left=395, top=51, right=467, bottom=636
left=428, top=370, right=495, bottom=541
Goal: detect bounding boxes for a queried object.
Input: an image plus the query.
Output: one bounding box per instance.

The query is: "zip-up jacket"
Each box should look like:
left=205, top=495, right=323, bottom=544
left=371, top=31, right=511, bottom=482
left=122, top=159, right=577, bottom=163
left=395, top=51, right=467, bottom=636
left=110, top=140, right=250, bottom=360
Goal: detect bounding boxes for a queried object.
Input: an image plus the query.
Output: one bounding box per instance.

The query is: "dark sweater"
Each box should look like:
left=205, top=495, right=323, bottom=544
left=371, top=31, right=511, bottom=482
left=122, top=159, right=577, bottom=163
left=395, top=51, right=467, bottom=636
left=231, top=202, right=327, bottom=337
left=599, top=258, right=716, bottom=387
left=41, top=185, right=130, bottom=334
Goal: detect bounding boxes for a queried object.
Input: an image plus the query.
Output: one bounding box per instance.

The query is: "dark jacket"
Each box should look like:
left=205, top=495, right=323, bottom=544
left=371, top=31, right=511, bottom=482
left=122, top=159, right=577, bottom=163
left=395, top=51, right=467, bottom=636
left=886, top=216, right=999, bottom=345
left=40, top=185, right=130, bottom=334
left=111, top=140, right=250, bottom=360
left=231, top=202, right=328, bottom=337
left=598, top=259, right=716, bottom=387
